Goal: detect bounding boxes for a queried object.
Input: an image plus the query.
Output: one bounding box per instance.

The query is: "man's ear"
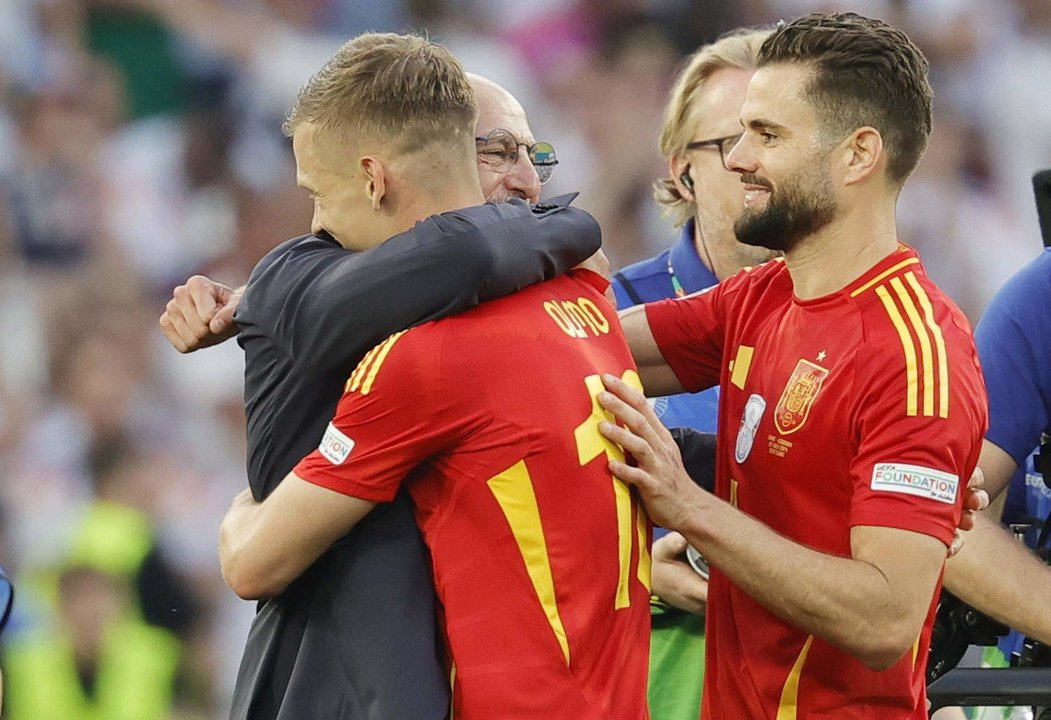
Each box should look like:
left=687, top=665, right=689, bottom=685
left=669, top=154, right=694, bottom=201
left=361, top=157, right=387, bottom=210
left=842, top=127, right=884, bottom=186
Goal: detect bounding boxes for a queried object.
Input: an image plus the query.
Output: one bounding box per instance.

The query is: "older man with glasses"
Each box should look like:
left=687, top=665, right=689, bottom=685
left=470, top=73, right=558, bottom=204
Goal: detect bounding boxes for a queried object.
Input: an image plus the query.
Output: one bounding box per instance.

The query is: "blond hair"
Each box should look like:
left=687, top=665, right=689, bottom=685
left=655, top=28, right=771, bottom=227
left=283, top=32, right=476, bottom=154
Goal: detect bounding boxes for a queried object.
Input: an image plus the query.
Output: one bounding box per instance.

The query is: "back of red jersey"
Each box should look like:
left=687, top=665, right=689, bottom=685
left=296, top=270, right=651, bottom=720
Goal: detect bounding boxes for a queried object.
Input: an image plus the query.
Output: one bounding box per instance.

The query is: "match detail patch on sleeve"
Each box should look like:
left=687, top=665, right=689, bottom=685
left=319, top=423, right=355, bottom=465
left=870, top=463, right=959, bottom=504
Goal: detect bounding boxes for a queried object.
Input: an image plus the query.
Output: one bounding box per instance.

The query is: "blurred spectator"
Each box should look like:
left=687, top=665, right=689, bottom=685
left=4, top=565, right=180, bottom=720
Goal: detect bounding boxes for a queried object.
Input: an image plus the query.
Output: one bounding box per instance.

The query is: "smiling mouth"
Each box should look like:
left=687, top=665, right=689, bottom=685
left=743, top=185, right=771, bottom=204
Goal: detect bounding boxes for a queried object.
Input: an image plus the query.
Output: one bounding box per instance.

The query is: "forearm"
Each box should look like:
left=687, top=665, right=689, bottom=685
left=944, top=512, right=1051, bottom=643
left=679, top=488, right=929, bottom=669
left=219, top=500, right=284, bottom=600
left=219, top=476, right=377, bottom=600
left=257, top=201, right=599, bottom=373
left=218, top=494, right=323, bottom=600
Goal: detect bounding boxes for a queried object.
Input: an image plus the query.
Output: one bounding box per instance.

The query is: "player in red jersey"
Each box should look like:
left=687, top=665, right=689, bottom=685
left=220, top=268, right=651, bottom=719
left=598, top=13, right=987, bottom=720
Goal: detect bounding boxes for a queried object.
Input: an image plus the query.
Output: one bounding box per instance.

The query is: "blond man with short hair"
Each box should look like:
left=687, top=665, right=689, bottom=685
left=221, top=31, right=650, bottom=720
left=193, top=33, right=600, bottom=720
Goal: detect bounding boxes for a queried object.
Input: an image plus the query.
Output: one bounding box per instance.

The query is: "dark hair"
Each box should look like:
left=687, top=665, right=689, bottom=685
left=757, top=12, right=932, bottom=185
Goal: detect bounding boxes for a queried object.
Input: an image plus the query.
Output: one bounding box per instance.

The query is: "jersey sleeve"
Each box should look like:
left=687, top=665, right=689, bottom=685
left=643, top=278, right=731, bottom=393
left=975, top=250, right=1051, bottom=466
left=848, top=305, right=988, bottom=547
left=293, top=327, right=462, bottom=502
left=236, top=195, right=600, bottom=376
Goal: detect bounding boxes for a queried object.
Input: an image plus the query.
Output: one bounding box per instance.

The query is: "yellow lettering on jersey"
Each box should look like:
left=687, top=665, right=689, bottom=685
left=545, top=298, right=612, bottom=338
left=776, top=635, right=814, bottom=720
left=545, top=301, right=586, bottom=338
left=635, top=504, right=651, bottom=591
left=578, top=298, right=610, bottom=334
left=891, top=277, right=935, bottom=417
left=905, top=272, right=949, bottom=418
left=487, top=460, right=571, bottom=665
left=730, top=345, right=755, bottom=390
left=876, top=285, right=919, bottom=416
left=612, top=477, right=634, bottom=609
left=573, top=370, right=645, bottom=609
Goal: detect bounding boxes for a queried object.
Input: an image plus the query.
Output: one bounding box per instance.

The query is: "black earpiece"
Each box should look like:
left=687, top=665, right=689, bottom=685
left=679, top=165, right=695, bottom=195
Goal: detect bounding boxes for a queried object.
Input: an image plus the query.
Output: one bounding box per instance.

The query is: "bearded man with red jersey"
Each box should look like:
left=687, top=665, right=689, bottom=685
left=600, top=13, right=987, bottom=720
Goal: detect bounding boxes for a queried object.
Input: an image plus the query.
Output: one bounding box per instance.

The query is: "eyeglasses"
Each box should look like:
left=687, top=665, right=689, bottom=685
left=475, top=129, right=558, bottom=184
left=685, top=133, right=742, bottom=169
left=0, top=568, right=12, bottom=634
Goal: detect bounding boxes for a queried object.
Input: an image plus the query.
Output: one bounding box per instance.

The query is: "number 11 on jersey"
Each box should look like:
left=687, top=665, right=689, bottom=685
left=574, top=371, right=652, bottom=608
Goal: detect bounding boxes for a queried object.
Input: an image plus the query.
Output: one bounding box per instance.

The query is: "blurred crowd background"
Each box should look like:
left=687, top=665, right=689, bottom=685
left=0, top=0, right=1048, bottom=717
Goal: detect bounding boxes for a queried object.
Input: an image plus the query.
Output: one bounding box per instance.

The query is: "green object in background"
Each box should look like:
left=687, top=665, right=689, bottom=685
left=87, top=8, right=187, bottom=120
left=649, top=601, right=706, bottom=720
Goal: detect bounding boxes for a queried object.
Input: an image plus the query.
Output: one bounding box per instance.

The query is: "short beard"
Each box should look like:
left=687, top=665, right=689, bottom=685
left=733, top=165, right=836, bottom=253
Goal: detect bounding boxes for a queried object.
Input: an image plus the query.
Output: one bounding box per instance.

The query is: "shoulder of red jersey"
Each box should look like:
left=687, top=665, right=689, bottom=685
left=676, top=256, right=787, bottom=304
left=847, top=248, right=982, bottom=419
left=342, top=326, right=437, bottom=399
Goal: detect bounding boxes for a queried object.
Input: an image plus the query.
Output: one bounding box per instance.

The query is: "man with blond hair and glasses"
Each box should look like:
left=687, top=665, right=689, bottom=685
left=611, top=28, right=774, bottom=719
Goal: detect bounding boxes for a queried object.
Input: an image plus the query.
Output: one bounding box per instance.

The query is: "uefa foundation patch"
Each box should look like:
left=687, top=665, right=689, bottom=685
left=319, top=423, right=355, bottom=464
left=870, top=463, right=959, bottom=504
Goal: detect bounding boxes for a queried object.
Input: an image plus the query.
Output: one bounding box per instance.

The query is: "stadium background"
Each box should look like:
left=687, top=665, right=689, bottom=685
left=0, top=0, right=1047, bottom=717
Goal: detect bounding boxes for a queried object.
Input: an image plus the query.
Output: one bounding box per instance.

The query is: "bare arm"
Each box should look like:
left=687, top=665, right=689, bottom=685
left=942, top=439, right=1051, bottom=643
left=599, top=373, right=946, bottom=670
left=972, top=438, right=1019, bottom=501
left=943, top=511, right=1051, bottom=643
left=219, top=475, right=375, bottom=600
left=618, top=304, right=684, bottom=396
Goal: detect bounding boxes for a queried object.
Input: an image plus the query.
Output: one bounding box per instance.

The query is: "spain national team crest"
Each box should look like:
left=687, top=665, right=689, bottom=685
left=774, top=359, right=830, bottom=435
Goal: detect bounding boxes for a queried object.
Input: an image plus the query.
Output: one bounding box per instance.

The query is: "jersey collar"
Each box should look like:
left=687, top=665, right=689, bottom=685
left=842, top=243, right=923, bottom=299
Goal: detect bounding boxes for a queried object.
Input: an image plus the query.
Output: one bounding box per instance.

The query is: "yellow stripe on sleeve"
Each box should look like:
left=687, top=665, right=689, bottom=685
left=875, top=285, right=918, bottom=416
left=346, top=344, right=382, bottom=392
left=487, top=460, right=571, bottom=665
left=905, top=272, right=950, bottom=418
left=890, top=277, right=935, bottom=417
left=776, top=635, right=814, bottom=720
left=360, top=331, right=405, bottom=395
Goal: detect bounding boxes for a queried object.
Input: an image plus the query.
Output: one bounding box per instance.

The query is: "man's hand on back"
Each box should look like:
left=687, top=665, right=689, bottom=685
left=160, top=275, right=244, bottom=352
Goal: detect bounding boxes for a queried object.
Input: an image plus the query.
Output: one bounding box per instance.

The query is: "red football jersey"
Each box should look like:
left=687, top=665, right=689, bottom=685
left=296, top=271, right=651, bottom=720
left=646, top=246, right=987, bottom=720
